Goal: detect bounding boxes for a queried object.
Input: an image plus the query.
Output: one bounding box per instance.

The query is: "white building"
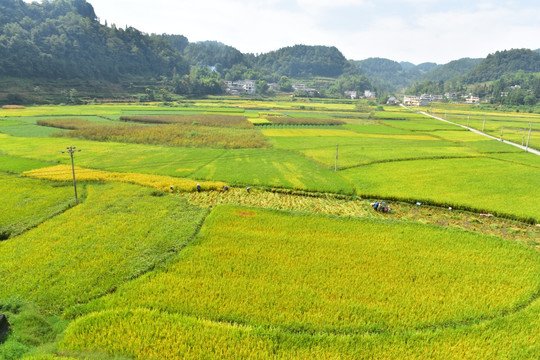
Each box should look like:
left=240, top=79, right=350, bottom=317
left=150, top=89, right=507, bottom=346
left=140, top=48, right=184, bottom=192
left=465, top=95, right=480, bottom=104
left=225, top=80, right=256, bottom=95
left=344, top=91, right=357, bottom=99
left=364, top=90, right=376, bottom=99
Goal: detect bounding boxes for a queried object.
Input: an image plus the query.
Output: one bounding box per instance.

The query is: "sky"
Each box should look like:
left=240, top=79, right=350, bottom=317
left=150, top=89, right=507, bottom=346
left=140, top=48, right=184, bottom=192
left=33, top=0, right=540, bottom=64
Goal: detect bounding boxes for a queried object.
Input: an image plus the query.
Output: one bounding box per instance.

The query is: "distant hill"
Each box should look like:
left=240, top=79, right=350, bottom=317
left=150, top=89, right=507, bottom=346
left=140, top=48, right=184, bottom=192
left=182, top=41, right=249, bottom=72
left=160, top=34, right=189, bottom=53
left=464, top=49, right=540, bottom=84
left=0, top=0, right=189, bottom=80
left=255, top=45, right=348, bottom=78
left=416, top=62, right=439, bottom=73
left=399, top=62, right=416, bottom=71
left=352, top=58, right=427, bottom=91
left=422, top=58, right=483, bottom=82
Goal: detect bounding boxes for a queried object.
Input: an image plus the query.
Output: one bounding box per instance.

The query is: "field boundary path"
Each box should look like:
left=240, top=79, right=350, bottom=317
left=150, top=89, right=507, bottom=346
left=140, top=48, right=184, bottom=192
left=401, top=104, right=540, bottom=156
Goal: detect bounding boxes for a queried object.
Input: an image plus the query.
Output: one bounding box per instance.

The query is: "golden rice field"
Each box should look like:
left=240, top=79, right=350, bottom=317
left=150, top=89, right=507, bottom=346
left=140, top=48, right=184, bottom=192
left=0, top=173, right=74, bottom=239
left=179, top=189, right=539, bottom=248
left=0, top=182, right=208, bottom=314
left=1, top=101, right=539, bottom=359
left=59, top=300, right=540, bottom=359
left=23, top=164, right=226, bottom=192
left=77, top=206, right=540, bottom=333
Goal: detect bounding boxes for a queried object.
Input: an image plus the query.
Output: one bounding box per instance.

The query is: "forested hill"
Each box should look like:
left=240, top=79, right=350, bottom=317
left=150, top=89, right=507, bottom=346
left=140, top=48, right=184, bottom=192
left=350, top=58, right=435, bottom=91
left=182, top=41, right=250, bottom=73
left=0, top=0, right=189, bottom=80
left=255, top=45, right=349, bottom=78
left=464, top=49, right=540, bottom=84
left=422, top=58, right=483, bottom=82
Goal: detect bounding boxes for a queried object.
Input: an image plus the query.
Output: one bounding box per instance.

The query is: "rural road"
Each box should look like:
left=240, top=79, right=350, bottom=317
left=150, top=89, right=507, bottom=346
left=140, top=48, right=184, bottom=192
left=401, top=105, right=540, bottom=156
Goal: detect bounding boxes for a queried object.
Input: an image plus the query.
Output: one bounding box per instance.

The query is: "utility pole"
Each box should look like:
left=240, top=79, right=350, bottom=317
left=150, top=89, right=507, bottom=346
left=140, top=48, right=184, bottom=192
left=500, top=126, right=504, bottom=142
left=526, top=123, right=532, bottom=152
left=335, top=144, right=339, bottom=172
left=62, top=146, right=81, bottom=204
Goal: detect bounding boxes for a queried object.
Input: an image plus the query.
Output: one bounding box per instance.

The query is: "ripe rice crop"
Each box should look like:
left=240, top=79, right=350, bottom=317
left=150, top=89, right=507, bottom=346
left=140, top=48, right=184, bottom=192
left=0, top=173, right=74, bottom=239
left=78, top=206, right=540, bottom=334
left=261, top=117, right=346, bottom=126
left=119, top=114, right=254, bottom=128
left=54, top=124, right=268, bottom=149
left=23, top=165, right=226, bottom=193
left=36, top=118, right=111, bottom=130
left=61, top=299, right=540, bottom=359
left=342, top=157, right=540, bottom=222
left=0, top=182, right=208, bottom=313
left=179, top=189, right=539, bottom=247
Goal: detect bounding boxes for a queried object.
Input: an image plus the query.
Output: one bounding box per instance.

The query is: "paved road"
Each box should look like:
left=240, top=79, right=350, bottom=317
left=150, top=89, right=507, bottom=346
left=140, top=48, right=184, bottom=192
left=401, top=105, right=540, bottom=156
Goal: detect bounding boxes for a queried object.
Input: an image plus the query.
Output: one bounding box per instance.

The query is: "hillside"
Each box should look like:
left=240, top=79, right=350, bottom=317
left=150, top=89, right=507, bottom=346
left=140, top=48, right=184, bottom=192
left=182, top=41, right=250, bottom=72
left=422, top=58, right=483, bottom=82
left=0, top=0, right=189, bottom=80
left=254, top=45, right=349, bottom=78
left=464, top=49, right=540, bottom=84
left=351, top=58, right=447, bottom=92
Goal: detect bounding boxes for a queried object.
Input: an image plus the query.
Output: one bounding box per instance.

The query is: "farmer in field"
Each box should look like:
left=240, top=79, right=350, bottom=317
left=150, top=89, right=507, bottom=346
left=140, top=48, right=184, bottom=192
left=223, top=185, right=229, bottom=191
left=246, top=186, right=251, bottom=193
left=197, top=183, right=201, bottom=192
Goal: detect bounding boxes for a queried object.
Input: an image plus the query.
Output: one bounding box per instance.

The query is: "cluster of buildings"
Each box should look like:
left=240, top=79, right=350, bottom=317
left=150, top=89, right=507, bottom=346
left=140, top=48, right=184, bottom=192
left=404, top=93, right=481, bottom=106
left=344, top=90, right=377, bottom=100
left=224, top=80, right=256, bottom=95
left=224, top=80, right=483, bottom=105
left=225, top=80, right=320, bottom=96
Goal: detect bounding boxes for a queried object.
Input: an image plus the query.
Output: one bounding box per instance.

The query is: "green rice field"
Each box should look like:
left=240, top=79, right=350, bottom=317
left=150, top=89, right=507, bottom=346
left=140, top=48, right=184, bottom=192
left=0, top=99, right=538, bottom=359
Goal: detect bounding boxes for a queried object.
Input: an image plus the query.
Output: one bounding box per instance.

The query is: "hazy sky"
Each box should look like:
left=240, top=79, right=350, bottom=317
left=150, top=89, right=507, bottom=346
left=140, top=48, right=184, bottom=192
left=36, top=0, right=540, bottom=64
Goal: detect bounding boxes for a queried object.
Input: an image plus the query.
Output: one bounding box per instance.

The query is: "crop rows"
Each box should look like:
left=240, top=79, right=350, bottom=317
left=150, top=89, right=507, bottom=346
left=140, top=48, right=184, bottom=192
left=54, top=123, right=269, bottom=149
left=179, top=189, right=539, bottom=247
left=77, top=206, right=540, bottom=333
left=0, top=173, right=74, bottom=239
left=259, top=117, right=346, bottom=126
left=36, top=118, right=112, bottom=130
left=0, top=182, right=208, bottom=313
left=60, top=300, right=540, bottom=359
left=23, top=164, right=227, bottom=193
left=119, top=114, right=253, bottom=128
left=342, top=157, right=540, bottom=222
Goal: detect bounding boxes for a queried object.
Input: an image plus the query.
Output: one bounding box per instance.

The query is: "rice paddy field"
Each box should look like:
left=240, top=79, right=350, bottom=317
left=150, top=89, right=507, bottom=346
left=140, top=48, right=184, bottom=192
left=426, top=103, right=540, bottom=150
left=0, top=98, right=538, bottom=359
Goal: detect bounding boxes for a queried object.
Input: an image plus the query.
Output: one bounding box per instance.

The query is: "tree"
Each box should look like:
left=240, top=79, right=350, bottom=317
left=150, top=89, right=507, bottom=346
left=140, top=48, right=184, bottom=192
left=278, top=76, right=292, bottom=92
left=256, top=80, right=268, bottom=95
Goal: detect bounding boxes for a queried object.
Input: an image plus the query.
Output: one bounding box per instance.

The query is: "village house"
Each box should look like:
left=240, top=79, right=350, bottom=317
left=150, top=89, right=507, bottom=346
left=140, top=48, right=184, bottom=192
left=445, top=92, right=458, bottom=100
left=344, top=90, right=357, bottom=99
left=386, top=96, right=399, bottom=105
left=225, top=80, right=256, bottom=95
left=364, top=90, right=376, bottom=99
left=465, top=94, right=481, bottom=104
